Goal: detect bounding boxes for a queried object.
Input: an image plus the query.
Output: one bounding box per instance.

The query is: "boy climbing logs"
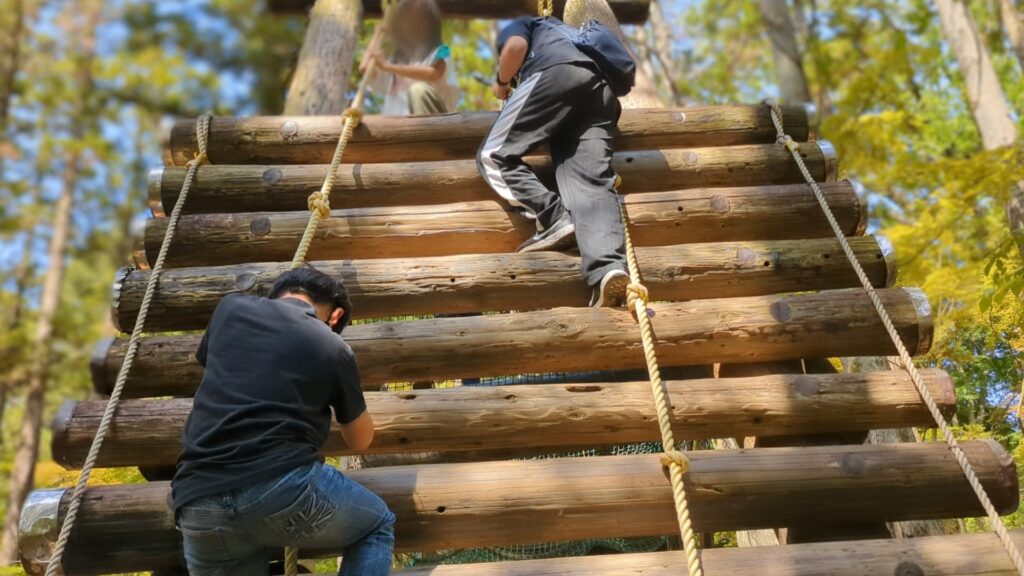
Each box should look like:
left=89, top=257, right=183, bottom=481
left=171, top=268, right=395, bottom=576
left=477, top=15, right=634, bottom=307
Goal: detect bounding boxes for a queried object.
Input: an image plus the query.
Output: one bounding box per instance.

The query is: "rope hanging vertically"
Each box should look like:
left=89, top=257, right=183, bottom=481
left=42, top=114, right=213, bottom=576
left=618, top=197, right=704, bottom=576
left=283, top=4, right=394, bottom=574
left=538, top=0, right=555, bottom=17
left=766, top=100, right=1024, bottom=576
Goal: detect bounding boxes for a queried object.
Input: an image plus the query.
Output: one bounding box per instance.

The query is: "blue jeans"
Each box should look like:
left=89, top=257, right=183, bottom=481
left=178, top=462, right=395, bottom=576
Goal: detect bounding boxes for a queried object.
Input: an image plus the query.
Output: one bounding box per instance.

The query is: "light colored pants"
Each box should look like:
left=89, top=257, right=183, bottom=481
left=409, top=81, right=449, bottom=115
left=178, top=462, right=395, bottom=576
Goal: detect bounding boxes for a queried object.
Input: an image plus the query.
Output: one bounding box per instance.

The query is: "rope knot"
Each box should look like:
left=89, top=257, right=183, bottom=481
left=777, top=134, right=801, bottom=153
left=626, top=282, right=650, bottom=309
left=342, top=107, right=364, bottom=127
left=307, top=191, right=331, bottom=219
left=187, top=151, right=209, bottom=169
left=660, top=450, right=690, bottom=473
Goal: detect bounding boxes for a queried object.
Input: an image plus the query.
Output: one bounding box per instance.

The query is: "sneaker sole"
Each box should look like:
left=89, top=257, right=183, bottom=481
left=518, top=224, right=576, bottom=253
left=596, top=273, right=630, bottom=307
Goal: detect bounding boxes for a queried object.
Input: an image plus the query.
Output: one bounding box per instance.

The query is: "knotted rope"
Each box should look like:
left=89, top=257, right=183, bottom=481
left=42, top=115, right=213, bottom=576
left=767, top=100, right=1024, bottom=576
left=619, top=196, right=703, bottom=576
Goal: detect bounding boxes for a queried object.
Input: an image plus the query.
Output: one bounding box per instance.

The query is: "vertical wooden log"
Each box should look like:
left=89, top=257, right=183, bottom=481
left=283, top=0, right=364, bottom=115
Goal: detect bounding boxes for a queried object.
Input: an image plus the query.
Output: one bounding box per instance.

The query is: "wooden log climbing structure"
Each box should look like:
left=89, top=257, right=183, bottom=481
left=16, top=1, right=1024, bottom=574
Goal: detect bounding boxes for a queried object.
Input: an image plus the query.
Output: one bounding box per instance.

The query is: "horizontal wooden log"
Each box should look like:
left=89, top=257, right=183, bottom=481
left=115, top=236, right=892, bottom=332
left=18, top=442, right=1018, bottom=575
left=266, top=0, right=651, bottom=23
left=54, top=369, right=954, bottom=469
left=164, top=105, right=812, bottom=166
left=143, top=181, right=862, bottom=268
left=392, top=532, right=1024, bottom=576
left=92, top=287, right=932, bottom=397
left=152, top=142, right=839, bottom=215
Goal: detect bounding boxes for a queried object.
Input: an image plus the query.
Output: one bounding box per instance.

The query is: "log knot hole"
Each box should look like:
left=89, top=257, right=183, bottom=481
left=250, top=216, right=272, bottom=237
left=234, top=272, right=258, bottom=292
left=792, top=375, right=820, bottom=397
left=280, top=121, right=299, bottom=140
left=670, top=111, right=686, bottom=124
left=894, top=562, right=925, bottom=576
left=543, top=318, right=587, bottom=338
left=769, top=300, right=791, bottom=322
left=262, top=168, right=283, bottom=185
left=709, top=195, right=730, bottom=214
left=838, top=453, right=867, bottom=477
left=736, top=248, right=758, bottom=268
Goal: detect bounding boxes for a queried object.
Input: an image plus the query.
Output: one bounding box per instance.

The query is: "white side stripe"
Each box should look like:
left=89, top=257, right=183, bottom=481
left=478, top=72, right=543, bottom=208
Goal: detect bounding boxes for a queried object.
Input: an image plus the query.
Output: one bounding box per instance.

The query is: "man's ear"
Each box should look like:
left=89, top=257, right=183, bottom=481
left=328, top=307, right=344, bottom=329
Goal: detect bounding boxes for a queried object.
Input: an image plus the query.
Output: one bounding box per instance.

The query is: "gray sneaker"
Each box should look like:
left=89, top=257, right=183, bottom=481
left=590, top=269, right=630, bottom=307
left=517, top=212, right=576, bottom=253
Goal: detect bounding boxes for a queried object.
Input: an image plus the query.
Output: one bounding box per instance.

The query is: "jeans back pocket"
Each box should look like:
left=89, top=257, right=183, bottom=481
left=263, top=481, right=336, bottom=542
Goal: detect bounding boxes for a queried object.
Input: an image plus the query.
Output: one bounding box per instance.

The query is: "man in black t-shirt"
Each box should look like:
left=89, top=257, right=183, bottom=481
left=477, top=16, right=629, bottom=307
left=172, top=268, right=394, bottom=576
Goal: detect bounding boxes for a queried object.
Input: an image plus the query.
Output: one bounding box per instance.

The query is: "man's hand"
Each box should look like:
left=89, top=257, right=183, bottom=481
left=492, top=82, right=511, bottom=101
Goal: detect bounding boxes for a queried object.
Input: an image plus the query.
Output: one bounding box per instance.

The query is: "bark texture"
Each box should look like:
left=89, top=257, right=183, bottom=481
left=18, top=442, right=1018, bottom=574
left=92, top=287, right=934, bottom=397
left=283, top=0, right=363, bottom=115
left=758, top=0, right=812, bottom=103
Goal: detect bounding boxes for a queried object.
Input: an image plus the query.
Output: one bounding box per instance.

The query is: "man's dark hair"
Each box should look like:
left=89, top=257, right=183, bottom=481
left=269, top=267, right=353, bottom=333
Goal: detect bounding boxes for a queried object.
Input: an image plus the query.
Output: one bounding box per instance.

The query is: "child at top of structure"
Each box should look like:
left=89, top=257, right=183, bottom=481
left=361, top=0, right=460, bottom=116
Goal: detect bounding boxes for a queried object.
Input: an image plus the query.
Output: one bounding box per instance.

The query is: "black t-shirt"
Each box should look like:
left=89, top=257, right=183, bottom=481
left=497, top=16, right=592, bottom=80
left=171, top=294, right=367, bottom=512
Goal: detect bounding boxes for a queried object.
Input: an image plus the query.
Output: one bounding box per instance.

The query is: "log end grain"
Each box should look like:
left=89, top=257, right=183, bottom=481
left=50, top=401, right=77, bottom=469
left=148, top=168, right=166, bottom=217
left=878, top=235, right=898, bottom=288
left=90, top=337, right=115, bottom=395
left=803, top=102, right=819, bottom=133
left=110, top=267, right=129, bottom=334
left=935, top=370, right=958, bottom=418
left=131, top=219, right=150, bottom=271
left=905, top=287, right=933, bottom=356
left=818, top=139, right=839, bottom=183
left=981, top=437, right=1021, bottom=515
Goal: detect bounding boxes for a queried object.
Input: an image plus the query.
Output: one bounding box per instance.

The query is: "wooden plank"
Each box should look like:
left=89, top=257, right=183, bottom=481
left=114, top=236, right=892, bottom=332
left=152, top=143, right=838, bottom=215
left=392, top=532, right=1024, bottom=576
left=266, top=0, right=652, bottom=23
left=92, top=287, right=933, bottom=397
left=53, top=369, right=955, bottom=469
left=18, top=442, right=1018, bottom=575
left=142, top=182, right=862, bottom=268
left=164, top=105, right=812, bottom=166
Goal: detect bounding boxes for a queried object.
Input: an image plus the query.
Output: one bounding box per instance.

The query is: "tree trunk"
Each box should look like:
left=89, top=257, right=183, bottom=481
left=758, top=0, right=813, bottom=104
left=999, top=0, right=1024, bottom=72
left=0, top=0, right=24, bottom=132
left=0, top=0, right=97, bottom=560
left=283, top=0, right=363, bottom=115
left=935, top=0, right=1018, bottom=149
left=0, top=151, right=78, bottom=561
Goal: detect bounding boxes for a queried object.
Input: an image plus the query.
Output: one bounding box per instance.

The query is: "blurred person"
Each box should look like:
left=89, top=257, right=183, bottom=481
left=362, top=0, right=460, bottom=115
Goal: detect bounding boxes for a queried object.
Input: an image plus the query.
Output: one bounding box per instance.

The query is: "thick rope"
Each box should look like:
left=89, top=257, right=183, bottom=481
left=767, top=101, right=1024, bottom=576
left=284, top=6, right=393, bottom=574
left=42, top=115, right=213, bottom=576
left=538, top=0, right=554, bottom=17
left=619, top=200, right=704, bottom=576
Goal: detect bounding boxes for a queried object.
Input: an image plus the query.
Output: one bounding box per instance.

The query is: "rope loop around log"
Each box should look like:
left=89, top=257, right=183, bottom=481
left=765, top=98, right=1024, bottom=576
left=660, top=450, right=690, bottom=473
left=41, top=113, right=214, bottom=576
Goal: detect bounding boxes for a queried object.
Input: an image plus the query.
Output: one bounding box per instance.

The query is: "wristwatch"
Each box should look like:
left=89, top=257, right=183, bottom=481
left=495, top=73, right=510, bottom=87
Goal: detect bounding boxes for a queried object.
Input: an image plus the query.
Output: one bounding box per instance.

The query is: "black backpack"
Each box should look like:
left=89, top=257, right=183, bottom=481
left=541, top=18, right=637, bottom=97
